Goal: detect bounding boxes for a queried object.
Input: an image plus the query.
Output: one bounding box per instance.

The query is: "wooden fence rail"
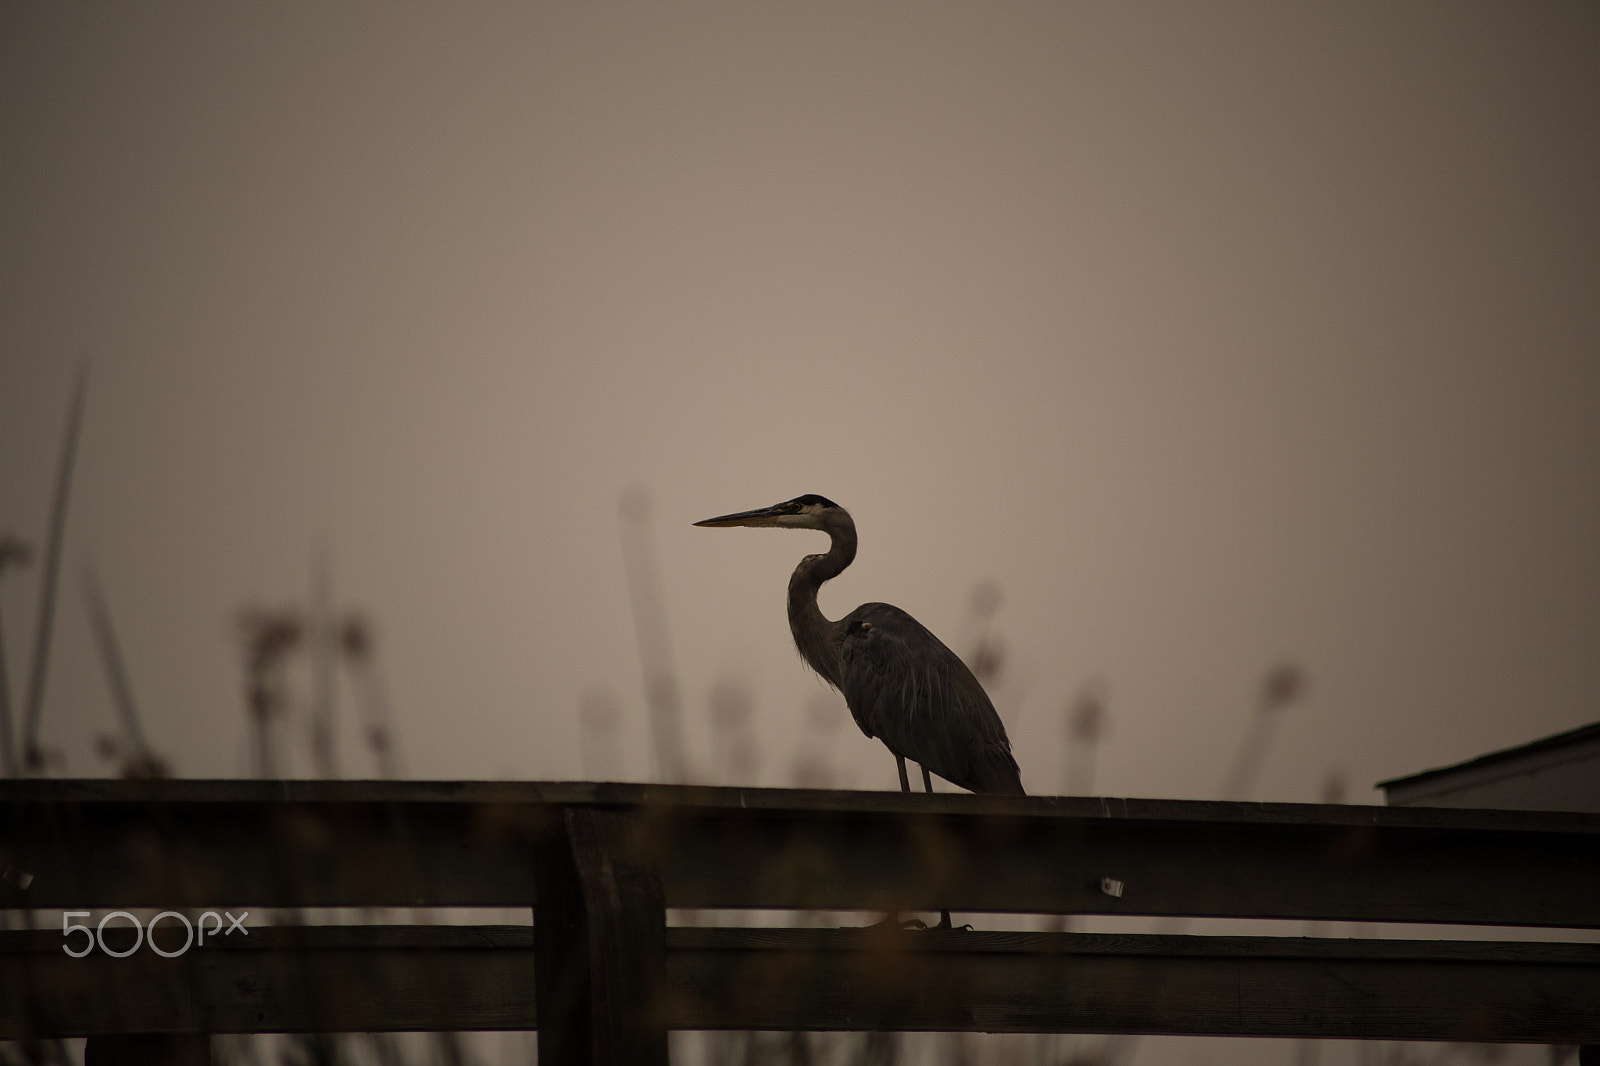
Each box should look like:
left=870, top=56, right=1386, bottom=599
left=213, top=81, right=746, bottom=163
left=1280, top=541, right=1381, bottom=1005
left=3, top=779, right=1599, bottom=1063
left=8, top=925, right=1600, bottom=1043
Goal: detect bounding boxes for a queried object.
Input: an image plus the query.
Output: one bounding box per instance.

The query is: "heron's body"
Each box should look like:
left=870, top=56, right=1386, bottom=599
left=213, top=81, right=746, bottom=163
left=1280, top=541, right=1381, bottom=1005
left=839, top=602, right=1024, bottom=794
left=697, top=494, right=1023, bottom=796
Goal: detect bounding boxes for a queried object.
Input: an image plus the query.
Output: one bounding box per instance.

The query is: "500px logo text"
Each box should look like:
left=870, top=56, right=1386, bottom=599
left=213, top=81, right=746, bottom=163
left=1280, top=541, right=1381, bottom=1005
left=61, top=910, right=249, bottom=957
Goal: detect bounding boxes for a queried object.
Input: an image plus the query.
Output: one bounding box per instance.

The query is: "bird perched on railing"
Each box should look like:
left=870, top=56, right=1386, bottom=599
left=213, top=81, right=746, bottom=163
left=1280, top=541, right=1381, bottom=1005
left=696, top=494, right=1024, bottom=797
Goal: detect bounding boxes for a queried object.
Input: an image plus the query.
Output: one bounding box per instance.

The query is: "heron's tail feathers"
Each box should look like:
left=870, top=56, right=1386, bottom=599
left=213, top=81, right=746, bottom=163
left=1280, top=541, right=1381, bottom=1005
left=970, top=751, right=1026, bottom=795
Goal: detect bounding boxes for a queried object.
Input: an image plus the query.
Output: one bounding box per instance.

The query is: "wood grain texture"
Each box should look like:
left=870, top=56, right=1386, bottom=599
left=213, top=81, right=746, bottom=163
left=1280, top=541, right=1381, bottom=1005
left=4, top=780, right=1598, bottom=1051
left=3, top=779, right=1597, bottom=928
left=534, top=808, right=668, bottom=1066
left=4, top=925, right=1598, bottom=1042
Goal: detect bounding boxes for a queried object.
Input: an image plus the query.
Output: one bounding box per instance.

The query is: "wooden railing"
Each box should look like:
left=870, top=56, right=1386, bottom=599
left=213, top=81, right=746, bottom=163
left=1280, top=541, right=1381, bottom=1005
left=3, top=779, right=1599, bottom=1063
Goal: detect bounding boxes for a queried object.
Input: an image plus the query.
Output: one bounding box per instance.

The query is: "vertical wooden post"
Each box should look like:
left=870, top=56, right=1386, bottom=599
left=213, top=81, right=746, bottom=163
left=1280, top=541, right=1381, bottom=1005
left=535, top=807, right=669, bottom=1066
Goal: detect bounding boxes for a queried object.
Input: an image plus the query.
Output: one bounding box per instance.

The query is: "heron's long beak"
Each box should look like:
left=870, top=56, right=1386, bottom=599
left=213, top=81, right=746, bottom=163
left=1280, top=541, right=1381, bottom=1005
left=693, top=504, right=786, bottom=528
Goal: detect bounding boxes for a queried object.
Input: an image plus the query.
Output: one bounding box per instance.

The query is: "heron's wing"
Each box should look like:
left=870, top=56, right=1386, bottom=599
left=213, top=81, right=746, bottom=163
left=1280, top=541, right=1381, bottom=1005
left=839, top=602, right=1024, bottom=795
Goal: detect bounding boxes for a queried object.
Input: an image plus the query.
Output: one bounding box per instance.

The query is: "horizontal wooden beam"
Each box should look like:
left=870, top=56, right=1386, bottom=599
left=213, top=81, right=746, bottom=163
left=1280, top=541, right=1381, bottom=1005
left=3, top=780, right=1598, bottom=928
left=668, top=927, right=1600, bottom=1042
left=4, top=925, right=1598, bottom=1043
left=0, top=924, right=535, bottom=1040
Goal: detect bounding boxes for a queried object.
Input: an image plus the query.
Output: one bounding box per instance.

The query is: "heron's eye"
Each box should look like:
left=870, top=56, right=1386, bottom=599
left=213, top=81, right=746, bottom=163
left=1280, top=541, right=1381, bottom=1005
left=856, top=621, right=872, bottom=633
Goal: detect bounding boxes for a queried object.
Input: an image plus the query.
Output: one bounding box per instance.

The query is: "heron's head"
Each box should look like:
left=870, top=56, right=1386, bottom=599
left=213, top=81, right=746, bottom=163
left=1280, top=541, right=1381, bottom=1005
left=694, top=494, right=848, bottom=532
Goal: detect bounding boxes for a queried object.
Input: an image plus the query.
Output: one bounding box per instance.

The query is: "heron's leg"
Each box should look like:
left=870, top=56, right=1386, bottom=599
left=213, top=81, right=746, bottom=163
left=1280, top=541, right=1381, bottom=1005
left=920, top=765, right=957, bottom=929
left=880, top=754, right=928, bottom=929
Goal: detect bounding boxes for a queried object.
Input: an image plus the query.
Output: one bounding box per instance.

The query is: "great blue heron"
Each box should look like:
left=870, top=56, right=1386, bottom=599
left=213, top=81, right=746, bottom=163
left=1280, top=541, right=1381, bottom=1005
left=694, top=494, right=1025, bottom=797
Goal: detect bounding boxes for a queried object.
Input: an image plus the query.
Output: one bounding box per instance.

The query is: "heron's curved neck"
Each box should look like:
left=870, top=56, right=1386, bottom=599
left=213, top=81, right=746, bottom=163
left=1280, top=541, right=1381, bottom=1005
left=787, top=519, right=857, bottom=687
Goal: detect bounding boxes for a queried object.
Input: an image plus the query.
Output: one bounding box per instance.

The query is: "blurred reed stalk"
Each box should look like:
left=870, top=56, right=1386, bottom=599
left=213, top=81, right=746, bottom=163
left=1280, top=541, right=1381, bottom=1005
left=0, top=534, right=32, bottom=777
left=1100, top=660, right=1310, bottom=1066
left=237, top=600, right=404, bottom=781
left=1219, top=661, right=1308, bottom=802
left=1062, top=681, right=1109, bottom=797
left=943, top=1032, right=975, bottom=1066
left=19, top=366, right=87, bottom=775
left=308, top=548, right=340, bottom=778
left=781, top=691, right=843, bottom=1066
left=783, top=1030, right=815, bottom=1066
left=430, top=1031, right=467, bottom=1066
left=1037, top=682, right=1110, bottom=1066
left=234, top=597, right=434, bottom=1066
left=855, top=1029, right=900, bottom=1066
left=579, top=688, right=624, bottom=780
left=341, top=613, right=405, bottom=778
left=618, top=486, right=689, bottom=783
left=82, top=562, right=169, bottom=778
left=346, top=612, right=441, bottom=1065
left=359, top=1031, right=405, bottom=1066
left=941, top=581, right=1008, bottom=1066
left=789, top=692, right=847, bottom=789
left=0, top=533, right=65, bottom=1063
left=708, top=678, right=759, bottom=785
left=705, top=681, right=761, bottom=1066
left=963, top=579, right=1005, bottom=691
left=1294, top=771, right=1349, bottom=1066
left=237, top=608, right=304, bottom=778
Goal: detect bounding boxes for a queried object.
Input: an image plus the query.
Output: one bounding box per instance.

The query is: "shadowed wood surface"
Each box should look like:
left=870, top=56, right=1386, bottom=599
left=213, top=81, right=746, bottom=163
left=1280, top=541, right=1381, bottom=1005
left=3, top=779, right=1599, bottom=1053
left=535, top=807, right=669, bottom=1066
left=3, top=779, right=1599, bottom=927
left=4, top=925, right=1599, bottom=1043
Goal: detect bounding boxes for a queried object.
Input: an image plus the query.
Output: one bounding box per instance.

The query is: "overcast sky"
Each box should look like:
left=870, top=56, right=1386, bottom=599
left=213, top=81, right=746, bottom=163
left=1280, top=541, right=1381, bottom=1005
left=2, top=3, right=1597, bottom=809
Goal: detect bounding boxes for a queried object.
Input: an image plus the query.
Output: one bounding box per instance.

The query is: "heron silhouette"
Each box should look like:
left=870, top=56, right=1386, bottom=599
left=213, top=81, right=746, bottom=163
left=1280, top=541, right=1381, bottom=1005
left=695, top=494, right=1025, bottom=797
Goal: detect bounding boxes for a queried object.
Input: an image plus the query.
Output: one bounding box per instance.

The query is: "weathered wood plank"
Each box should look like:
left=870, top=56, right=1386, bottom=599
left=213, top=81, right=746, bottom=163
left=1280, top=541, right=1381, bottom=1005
left=666, top=927, right=1600, bottom=1041
left=4, top=781, right=1598, bottom=928
left=0, top=787, right=552, bottom=910
left=0, top=925, right=536, bottom=1039
left=10, top=777, right=1600, bottom=833
left=646, top=803, right=1600, bottom=926
left=535, top=808, right=669, bottom=1066
left=4, top=925, right=1599, bottom=1043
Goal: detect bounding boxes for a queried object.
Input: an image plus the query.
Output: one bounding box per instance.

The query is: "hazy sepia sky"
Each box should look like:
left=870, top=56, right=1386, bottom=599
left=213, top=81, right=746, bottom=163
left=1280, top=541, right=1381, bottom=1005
left=2, top=3, right=1597, bottom=804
